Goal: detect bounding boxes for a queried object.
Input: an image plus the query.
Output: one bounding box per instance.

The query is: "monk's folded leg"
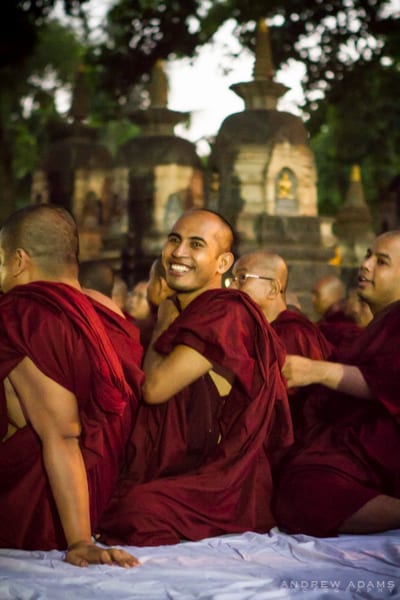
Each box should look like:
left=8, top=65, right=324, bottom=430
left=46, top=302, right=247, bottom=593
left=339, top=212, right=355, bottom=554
left=98, top=482, right=185, bottom=547
left=274, top=467, right=379, bottom=537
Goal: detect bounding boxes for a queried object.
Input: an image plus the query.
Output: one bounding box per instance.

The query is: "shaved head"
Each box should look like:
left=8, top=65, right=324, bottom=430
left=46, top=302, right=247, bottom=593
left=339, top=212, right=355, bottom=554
left=182, top=209, right=234, bottom=255
left=231, top=250, right=288, bottom=321
left=236, top=250, right=288, bottom=292
left=162, top=208, right=235, bottom=306
left=0, top=204, right=79, bottom=276
left=376, top=230, right=400, bottom=244
left=312, top=275, right=346, bottom=316
left=357, top=229, right=400, bottom=314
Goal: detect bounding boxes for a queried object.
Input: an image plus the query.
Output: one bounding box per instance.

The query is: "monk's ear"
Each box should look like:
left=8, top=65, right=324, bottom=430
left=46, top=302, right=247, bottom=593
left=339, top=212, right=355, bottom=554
left=217, top=252, right=235, bottom=274
left=13, top=248, right=31, bottom=276
left=268, top=278, right=282, bottom=298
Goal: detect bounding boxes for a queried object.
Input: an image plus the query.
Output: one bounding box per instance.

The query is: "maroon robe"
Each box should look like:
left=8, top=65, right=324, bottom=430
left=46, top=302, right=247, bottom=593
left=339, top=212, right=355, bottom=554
left=272, top=309, right=333, bottom=359
left=275, top=300, right=400, bottom=537
left=99, top=288, right=293, bottom=546
left=272, top=309, right=333, bottom=432
left=317, top=307, right=362, bottom=349
left=0, top=282, right=143, bottom=550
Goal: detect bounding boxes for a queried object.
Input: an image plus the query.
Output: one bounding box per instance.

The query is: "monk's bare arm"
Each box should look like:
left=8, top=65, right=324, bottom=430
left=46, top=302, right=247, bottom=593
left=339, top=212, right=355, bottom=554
left=143, top=344, right=213, bottom=404
left=142, top=298, right=213, bottom=404
left=7, top=357, right=139, bottom=568
left=282, top=355, right=372, bottom=399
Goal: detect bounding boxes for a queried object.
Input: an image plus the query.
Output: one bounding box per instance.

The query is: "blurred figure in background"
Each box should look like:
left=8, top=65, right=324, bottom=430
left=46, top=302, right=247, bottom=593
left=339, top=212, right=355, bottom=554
left=345, top=286, right=373, bottom=328
left=79, top=261, right=114, bottom=298
left=147, top=258, right=173, bottom=314
left=126, top=280, right=153, bottom=351
left=312, top=274, right=361, bottom=348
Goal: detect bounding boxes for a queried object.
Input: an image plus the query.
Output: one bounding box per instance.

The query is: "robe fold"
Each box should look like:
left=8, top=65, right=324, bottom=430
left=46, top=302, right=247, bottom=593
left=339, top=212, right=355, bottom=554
left=317, top=307, right=362, bottom=348
left=272, top=309, right=333, bottom=360
left=275, top=300, right=400, bottom=537
left=0, top=282, right=143, bottom=550
left=99, top=288, right=292, bottom=546
left=271, top=309, right=333, bottom=431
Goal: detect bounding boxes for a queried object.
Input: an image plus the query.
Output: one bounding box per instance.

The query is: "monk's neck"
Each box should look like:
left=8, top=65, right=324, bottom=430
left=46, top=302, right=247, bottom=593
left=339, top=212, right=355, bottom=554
left=32, top=274, right=81, bottom=291
left=264, top=301, right=287, bottom=323
left=177, top=282, right=222, bottom=310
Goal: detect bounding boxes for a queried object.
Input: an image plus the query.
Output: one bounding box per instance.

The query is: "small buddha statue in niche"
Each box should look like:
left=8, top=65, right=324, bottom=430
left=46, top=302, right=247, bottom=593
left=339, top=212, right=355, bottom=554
left=277, top=170, right=295, bottom=200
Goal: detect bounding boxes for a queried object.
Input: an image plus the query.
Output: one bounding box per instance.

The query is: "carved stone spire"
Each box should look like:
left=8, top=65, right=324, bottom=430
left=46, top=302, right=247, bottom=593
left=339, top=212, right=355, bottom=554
left=345, top=164, right=365, bottom=206
left=230, top=19, right=289, bottom=110
left=334, top=164, right=374, bottom=265
left=149, top=59, right=168, bottom=108
left=70, top=64, right=90, bottom=123
left=253, top=19, right=274, bottom=80
left=126, top=59, right=188, bottom=135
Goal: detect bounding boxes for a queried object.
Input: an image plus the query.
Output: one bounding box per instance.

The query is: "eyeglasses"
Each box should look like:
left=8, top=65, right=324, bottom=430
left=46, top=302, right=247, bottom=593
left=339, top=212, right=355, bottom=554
left=226, top=273, right=276, bottom=286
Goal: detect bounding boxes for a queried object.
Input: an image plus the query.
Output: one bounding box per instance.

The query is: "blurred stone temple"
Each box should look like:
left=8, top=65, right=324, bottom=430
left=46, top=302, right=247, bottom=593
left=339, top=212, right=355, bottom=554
left=30, top=22, right=356, bottom=310
left=31, top=65, right=127, bottom=264
left=116, top=59, right=204, bottom=284
left=208, top=19, right=336, bottom=312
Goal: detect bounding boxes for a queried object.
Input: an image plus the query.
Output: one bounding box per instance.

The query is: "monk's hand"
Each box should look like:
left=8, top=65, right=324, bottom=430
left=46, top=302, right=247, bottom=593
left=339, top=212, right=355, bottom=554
left=64, top=540, right=140, bottom=568
left=282, top=355, right=315, bottom=388
left=156, top=297, right=179, bottom=333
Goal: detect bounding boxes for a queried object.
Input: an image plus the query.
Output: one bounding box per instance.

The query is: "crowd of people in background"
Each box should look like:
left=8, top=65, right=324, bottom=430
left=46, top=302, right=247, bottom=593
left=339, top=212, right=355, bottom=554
left=1, top=204, right=400, bottom=569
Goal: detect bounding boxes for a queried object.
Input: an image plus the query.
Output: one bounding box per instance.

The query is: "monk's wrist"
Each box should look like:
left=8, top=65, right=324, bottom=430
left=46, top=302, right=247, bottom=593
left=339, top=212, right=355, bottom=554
left=317, top=360, right=342, bottom=390
left=67, top=539, right=93, bottom=552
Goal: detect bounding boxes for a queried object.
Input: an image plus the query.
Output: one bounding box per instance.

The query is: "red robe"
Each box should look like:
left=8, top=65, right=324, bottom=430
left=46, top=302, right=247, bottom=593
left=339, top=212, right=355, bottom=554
left=99, top=288, right=293, bottom=546
left=272, top=309, right=332, bottom=359
left=272, top=309, right=333, bottom=431
left=317, top=307, right=362, bottom=349
left=0, top=282, right=143, bottom=550
left=275, top=300, right=400, bottom=537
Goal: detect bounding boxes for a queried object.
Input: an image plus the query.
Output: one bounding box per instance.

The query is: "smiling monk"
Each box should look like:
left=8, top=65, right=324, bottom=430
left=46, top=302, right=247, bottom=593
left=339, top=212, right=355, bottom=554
left=99, top=208, right=293, bottom=546
left=274, top=230, right=400, bottom=536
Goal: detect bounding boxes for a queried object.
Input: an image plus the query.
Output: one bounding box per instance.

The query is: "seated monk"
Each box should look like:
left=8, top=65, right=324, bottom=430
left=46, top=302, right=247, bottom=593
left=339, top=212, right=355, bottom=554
left=229, top=250, right=332, bottom=432
left=98, top=208, right=293, bottom=546
left=275, top=230, right=400, bottom=536
left=312, top=274, right=362, bottom=348
left=0, top=204, right=142, bottom=568
left=79, top=260, right=115, bottom=299
left=146, top=257, right=173, bottom=315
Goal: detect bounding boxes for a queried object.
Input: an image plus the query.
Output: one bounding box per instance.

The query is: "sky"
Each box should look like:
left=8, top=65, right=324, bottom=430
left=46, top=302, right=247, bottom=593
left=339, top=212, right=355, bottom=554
left=166, top=20, right=305, bottom=155
left=54, top=1, right=305, bottom=156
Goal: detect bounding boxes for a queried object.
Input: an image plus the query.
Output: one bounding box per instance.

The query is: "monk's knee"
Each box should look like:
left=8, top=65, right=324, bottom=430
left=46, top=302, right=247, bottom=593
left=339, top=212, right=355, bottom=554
left=274, top=468, right=373, bottom=538
left=100, top=484, right=181, bottom=546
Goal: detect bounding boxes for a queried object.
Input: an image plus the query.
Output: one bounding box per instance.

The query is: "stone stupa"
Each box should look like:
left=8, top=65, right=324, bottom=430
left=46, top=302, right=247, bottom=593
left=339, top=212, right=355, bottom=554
left=32, top=65, right=116, bottom=261
left=209, top=19, right=336, bottom=312
left=117, top=60, right=204, bottom=283
left=334, top=164, right=375, bottom=285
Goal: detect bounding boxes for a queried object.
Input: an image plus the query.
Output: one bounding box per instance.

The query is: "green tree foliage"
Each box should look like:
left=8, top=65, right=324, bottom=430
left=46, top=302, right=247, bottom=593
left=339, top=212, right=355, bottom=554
left=91, top=0, right=399, bottom=219
left=94, top=0, right=399, bottom=105
left=2, top=0, right=399, bottom=223
left=90, top=0, right=217, bottom=111
left=0, top=18, right=83, bottom=219
left=310, top=57, right=400, bottom=215
left=1, top=0, right=88, bottom=68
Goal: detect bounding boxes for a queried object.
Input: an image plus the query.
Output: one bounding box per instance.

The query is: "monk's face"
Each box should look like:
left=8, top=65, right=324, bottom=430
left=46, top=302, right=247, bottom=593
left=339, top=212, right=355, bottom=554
left=358, top=233, right=400, bottom=314
left=230, top=254, right=275, bottom=309
left=162, top=211, right=233, bottom=296
left=126, top=281, right=150, bottom=320
left=312, top=280, right=333, bottom=316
